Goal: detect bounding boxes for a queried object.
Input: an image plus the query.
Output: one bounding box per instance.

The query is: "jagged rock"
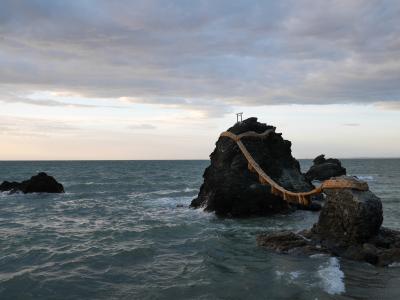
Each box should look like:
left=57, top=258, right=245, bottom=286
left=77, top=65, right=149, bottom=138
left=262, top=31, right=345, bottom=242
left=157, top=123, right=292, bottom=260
left=311, top=186, right=383, bottom=245
left=257, top=181, right=400, bottom=266
left=305, top=154, right=346, bottom=181
left=0, top=172, right=65, bottom=194
left=191, top=117, right=317, bottom=217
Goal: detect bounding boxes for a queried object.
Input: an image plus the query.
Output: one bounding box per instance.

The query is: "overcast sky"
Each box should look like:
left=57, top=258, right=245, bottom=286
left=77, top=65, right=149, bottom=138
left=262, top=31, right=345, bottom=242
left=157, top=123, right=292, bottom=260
left=1, top=0, right=399, bottom=159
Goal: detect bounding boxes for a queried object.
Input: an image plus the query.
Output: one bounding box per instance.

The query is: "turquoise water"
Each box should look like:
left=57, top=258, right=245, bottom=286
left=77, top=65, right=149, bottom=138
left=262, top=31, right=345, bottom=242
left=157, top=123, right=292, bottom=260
left=0, top=160, right=399, bottom=299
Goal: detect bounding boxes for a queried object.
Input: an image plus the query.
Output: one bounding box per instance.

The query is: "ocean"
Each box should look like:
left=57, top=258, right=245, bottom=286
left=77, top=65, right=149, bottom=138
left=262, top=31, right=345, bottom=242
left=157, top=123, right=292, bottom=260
left=0, top=159, right=399, bottom=299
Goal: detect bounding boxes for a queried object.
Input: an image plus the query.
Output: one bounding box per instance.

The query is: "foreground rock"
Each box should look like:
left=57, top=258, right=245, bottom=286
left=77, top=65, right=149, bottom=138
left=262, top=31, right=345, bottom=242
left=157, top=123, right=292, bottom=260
left=191, top=117, right=318, bottom=217
left=257, top=177, right=400, bottom=266
left=305, top=154, right=346, bottom=181
left=0, top=172, right=65, bottom=194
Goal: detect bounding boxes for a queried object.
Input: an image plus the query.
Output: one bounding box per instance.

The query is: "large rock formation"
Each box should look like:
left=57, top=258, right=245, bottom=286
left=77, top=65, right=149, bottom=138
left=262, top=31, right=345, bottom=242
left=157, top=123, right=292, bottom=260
left=191, top=117, right=318, bottom=217
left=0, top=172, right=65, bottom=194
left=305, top=154, right=346, bottom=181
left=312, top=187, right=382, bottom=245
left=257, top=177, right=400, bottom=266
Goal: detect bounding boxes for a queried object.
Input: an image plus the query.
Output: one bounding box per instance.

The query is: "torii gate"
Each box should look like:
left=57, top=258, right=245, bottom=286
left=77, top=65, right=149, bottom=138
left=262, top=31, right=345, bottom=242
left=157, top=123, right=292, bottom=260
left=236, top=112, right=243, bottom=123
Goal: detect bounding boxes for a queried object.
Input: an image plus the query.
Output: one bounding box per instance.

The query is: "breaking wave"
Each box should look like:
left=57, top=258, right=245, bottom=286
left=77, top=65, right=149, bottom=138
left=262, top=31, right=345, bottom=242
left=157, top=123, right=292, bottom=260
left=318, top=257, right=345, bottom=295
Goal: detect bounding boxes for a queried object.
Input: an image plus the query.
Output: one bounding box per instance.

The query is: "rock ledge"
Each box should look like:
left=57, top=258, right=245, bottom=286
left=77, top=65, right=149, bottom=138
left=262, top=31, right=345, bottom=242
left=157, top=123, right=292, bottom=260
left=0, top=172, right=65, bottom=194
left=257, top=178, right=400, bottom=266
left=305, top=154, right=346, bottom=181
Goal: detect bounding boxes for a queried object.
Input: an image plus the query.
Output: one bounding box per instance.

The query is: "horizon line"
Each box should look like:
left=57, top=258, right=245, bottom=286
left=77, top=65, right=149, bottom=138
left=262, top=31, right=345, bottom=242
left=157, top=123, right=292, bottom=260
left=1, top=157, right=400, bottom=162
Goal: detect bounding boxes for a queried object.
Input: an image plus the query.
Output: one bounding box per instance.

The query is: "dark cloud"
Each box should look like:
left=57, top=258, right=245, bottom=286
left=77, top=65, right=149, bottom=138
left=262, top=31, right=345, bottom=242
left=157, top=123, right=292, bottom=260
left=0, top=0, right=399, bottom=116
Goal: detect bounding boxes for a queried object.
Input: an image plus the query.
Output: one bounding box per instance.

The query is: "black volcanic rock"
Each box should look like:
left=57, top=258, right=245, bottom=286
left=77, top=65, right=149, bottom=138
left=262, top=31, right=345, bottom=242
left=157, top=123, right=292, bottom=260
left=305, top=154, right=346, bottom=181
left=311, top=187, right=383, bottom=245
left=257, top=180, right=400, bottom=266
left=0, top=172, right=64, bottom=194
left=191, top=117, right=317, bottom=217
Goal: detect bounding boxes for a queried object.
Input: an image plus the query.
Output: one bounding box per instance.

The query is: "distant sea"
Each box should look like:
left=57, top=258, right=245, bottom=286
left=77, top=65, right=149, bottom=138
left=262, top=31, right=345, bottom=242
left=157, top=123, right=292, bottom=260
left=1, top=159, right=400, bottom=299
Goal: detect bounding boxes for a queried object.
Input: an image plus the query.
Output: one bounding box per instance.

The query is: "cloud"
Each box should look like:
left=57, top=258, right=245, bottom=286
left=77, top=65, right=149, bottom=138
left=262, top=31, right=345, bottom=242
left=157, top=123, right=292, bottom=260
left=128, top=124, right=156, bottom=130
left=121, top=96, right=233, bottom=118
left=343, top=123, right=360, bottom=127
left=375, top=101, right=400, bottom=110
left=0, top=0, right=399, bottom=116
left=1, top=96, right=98, bottom=108
left=0, top=88, right=121, bottom=108
left=0, top=115, right=80, bottom=137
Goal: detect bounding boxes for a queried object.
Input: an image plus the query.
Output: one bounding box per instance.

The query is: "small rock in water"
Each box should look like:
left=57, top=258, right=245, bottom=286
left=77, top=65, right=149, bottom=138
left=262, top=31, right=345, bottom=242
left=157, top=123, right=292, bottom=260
left=257, top=177, right=400, bottom=266
left=0, top=172, right=65, bottom=194
left=305, top=154, right=346, bottom=181
left=312, top=186, right=383, bottom=245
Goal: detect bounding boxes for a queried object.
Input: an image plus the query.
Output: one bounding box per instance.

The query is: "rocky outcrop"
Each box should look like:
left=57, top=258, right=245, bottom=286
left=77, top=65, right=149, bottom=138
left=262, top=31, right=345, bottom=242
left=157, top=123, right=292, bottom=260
left=257, top=178, right=400, bottom=266
left=312, top=187, right=382, bottom=245
left=0, top=172, right=65, bottom=194
left=191, top=117, right=318, bottom=217
left=305, top=154, right=346, bottom=181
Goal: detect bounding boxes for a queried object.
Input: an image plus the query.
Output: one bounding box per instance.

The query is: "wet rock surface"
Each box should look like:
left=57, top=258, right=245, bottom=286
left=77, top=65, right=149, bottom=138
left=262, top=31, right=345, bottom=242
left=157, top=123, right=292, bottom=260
left=312, top=187, right=383, bottom=245
left=0, top=172, right=65, bottom=194
left=257, top=181, right=400, bottom=266
left=191, top=117, right=317, bottom=217
left=305, top=154, right=346, bottom=181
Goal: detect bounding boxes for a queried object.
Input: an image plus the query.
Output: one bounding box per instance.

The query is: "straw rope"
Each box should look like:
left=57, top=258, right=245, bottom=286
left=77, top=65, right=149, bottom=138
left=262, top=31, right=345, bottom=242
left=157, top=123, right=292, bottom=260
left=220, top=129, right=369, bottom=206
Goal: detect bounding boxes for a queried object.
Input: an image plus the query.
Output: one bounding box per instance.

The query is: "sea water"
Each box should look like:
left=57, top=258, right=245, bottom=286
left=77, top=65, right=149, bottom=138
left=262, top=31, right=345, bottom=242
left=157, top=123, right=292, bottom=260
left=0, top=159, right=400, bottom=299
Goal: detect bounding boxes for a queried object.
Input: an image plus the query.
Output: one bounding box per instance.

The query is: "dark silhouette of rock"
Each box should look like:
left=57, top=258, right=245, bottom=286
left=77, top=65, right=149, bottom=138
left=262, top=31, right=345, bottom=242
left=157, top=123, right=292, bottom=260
left=191, top=117, right=318, bottom=217
left=305, top=154, right=346, bottom=181
left=0, top=172, right=64, bottom=194
left=257, top=178, right=400, bottom=266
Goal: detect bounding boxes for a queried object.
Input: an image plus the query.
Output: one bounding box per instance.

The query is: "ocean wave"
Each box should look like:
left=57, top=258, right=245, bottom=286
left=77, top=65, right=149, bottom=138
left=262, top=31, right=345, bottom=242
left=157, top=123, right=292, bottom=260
left=0, top=190, right=23, bottom=197
left=389, top=262, right=400, bottom=268
left=129, top=188, right=198, bottom=199
left=354, top=175, right=375, bottom=181
left=317, top=257, right=345, bottom=295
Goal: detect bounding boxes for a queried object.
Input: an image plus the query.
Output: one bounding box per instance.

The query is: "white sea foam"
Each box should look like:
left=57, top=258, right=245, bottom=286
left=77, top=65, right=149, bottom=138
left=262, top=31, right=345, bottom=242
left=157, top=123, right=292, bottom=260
left=318, top=257, right=345, bottom=295
left=310, top=253, right=328, bottom=259
left=275, top=270, right=303, bottom=282
left=275, top=270, right=284, bottom=278
left=355, top=175, right=375, bottom=181
left=389, top=262, right=400, bottom=267
left=289, top=271, right=302, bottom=280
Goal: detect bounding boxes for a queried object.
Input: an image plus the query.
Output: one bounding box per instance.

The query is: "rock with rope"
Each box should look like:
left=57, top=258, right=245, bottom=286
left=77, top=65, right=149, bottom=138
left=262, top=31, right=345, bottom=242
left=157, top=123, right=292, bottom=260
left=257, top=177, right=400, bottom=266
left=191, top=117, right=319, bottom=217
left=305, top=154, right=346, bottom=181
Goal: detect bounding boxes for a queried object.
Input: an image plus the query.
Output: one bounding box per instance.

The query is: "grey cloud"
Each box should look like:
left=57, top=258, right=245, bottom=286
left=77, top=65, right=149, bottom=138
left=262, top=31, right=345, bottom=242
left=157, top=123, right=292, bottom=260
left=0, top=0, right=399, bottom=115
left=124, top=97, right=233, bottom=118
left=1, top=96, right=97, bottom=108
left=0, top=89, right=121, bottom=108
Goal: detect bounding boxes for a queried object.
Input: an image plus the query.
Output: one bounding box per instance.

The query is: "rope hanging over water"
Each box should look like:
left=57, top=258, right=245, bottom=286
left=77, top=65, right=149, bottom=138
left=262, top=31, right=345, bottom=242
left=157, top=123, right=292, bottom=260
left=220, top=129, right=369, bottom=206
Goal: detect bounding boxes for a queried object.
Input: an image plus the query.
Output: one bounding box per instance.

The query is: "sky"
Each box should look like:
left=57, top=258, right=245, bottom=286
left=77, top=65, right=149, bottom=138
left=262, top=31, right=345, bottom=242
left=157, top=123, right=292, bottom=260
left=0, top=0, right=399, bottom=160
